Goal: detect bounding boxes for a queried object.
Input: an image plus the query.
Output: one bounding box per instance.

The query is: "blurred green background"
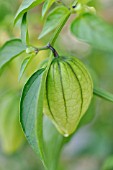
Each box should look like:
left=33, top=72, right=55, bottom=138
left=0, top=0, right=113, bottom=170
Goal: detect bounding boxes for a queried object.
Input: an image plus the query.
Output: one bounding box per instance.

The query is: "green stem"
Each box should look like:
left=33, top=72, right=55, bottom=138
left=47, top=43, right=59, bottom=57
left=34, top=43, right=59, bottom=57
left=93, top=87, right=113, bottom=102
left=50, top=11, right=71, bottom=46
left=34, top=46, right=49, bottom=54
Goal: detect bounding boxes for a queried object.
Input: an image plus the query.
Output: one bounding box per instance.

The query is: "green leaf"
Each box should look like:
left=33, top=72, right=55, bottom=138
left=71, top=13, right=113, bottom=52
left=94, top=87, right=113, bottom=102
left=20, top=68, right=47, bottom=166
left=18, top=57, right=30, bottom=81
left=14, top=0, right=44, bottom=24
left=0, top=39, right=26, bottom=70
left=42, top=0, right=55, bottom=17
left=18, top=54, right=35, bottom=81
left=38, top=6, right=69, bottom=39
left=21, top=12, right=29, bottom=45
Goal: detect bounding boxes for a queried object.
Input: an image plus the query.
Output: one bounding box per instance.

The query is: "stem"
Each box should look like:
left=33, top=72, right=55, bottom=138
left=34, top=46, right=49, bottom=54
left=34, top=43, right=59, bottom=57
left=50, top=11, right=71, bottom=46
left=93, top=87, right=113, bottom=103
left=47, top=43, right=59, bottom=57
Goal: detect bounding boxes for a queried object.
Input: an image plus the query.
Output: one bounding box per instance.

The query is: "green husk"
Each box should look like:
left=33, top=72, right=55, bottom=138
left=43, top=56, right=93, bottom=136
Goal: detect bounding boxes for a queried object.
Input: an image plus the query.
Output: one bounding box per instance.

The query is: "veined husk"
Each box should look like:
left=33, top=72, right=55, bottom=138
left=43, top=56, right=93, bottom=137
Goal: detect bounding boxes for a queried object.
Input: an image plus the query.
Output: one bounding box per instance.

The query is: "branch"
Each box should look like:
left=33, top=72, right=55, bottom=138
left=93, top=87, right=113, bottom=102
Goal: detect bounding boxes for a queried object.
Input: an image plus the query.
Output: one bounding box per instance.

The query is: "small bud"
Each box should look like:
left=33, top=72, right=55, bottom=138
left=87, top=6, right=96, bottom=14
left=26, top=47, right=35, bottom=54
